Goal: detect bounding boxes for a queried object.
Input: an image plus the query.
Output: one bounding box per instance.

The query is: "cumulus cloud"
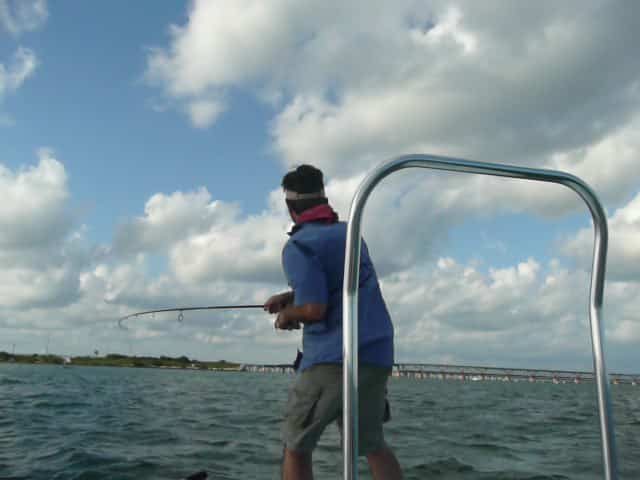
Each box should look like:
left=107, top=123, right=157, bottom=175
left=0, top=151, right=88, bottom=311
left=0, top=263, right=80, bottom=309
left=169, top=211, right=289, bottom=284
left=379, top=256, right=637, bottom=370
left=145, top=0, right=300, bottom=94
left=144, top=0, right=640, bottom=237
left=0, top=0, right=47, bottom=35
left=563, top=191, right=640, bottom=280
left=112, top=186, right=290, bottom=284
left=111, top=175, right=455, bottom=290
left=98, top=255, right=270, bottom=313
left=0, top=148, right=71, bottom=250
left=4, top=171, right=635, bottom=369
left=113, top=187, right=240, bottom=256
left=146, top=2, right=640, bottom=168
left=100, top=178, right=639, bottom=368
left=605, top=281, right=640, bottom=345
left=145, top=0, right=304, bottom=127
left=81, top=253, right=286, bottom=362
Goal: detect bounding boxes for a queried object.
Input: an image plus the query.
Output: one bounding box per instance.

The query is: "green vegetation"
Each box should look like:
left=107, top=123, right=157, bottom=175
left=0, top=352, right=65, bottom=365
left=0, top=351, right=241, bottom=371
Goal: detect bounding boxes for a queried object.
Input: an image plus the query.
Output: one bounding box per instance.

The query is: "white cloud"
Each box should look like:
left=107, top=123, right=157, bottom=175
left=120, top=176, right=449, bottom=287
left=146, top=2, right=640, bottom=173
left=96, top=178, right=639, bottom=369
left=0, top=151, right=89, bottom=311
left=0, top=2, right=44, bottom=125
left=563, top=191, right=640, bottom=280
left=0, top=148, right=71, bottom=250
left=606, top=280, right=640, bottom=345
left=113, top=187, right=240, bottom=257
left=0, top=0, right=47, bottom=35
left=4, top=172, right=636, bottom=370
left=141, top=0, right=640, bottom=293
left=187, top=98, right=226, bottom=128
left=380, top=256, right=638, bottom=370
left=81, top=252, right=286, bottom=361
left=145, top=0, right=306, bottom=126
left=0, top=47, right=38, bottom=124
left=0, top=47, right=38, bottom=97
left=169, top=210, right=289, bottom=284
left=0, top=264, right=79, bottom=308
left=145, top=0, right=307, bottom=93
left=112, top=183, right=292, bottom=285
left=145, top=0, right=640, bottom=234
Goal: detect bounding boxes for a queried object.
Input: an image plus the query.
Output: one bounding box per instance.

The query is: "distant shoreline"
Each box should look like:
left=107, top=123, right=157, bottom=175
left=2, top=353, right=638, bottom=384
left=0, top=352, right=243, bottom=371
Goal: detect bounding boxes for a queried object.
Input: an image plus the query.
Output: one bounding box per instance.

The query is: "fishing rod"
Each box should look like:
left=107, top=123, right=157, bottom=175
left=118, top=304, right=264, bottom=329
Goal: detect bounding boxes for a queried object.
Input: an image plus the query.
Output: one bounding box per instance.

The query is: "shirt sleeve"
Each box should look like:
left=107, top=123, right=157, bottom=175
left=282, top=241, right=329, bottom=306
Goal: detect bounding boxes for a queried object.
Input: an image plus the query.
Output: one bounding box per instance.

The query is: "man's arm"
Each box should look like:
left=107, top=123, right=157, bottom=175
left=275, top=242, right=328, bottom=330
left=275, top=303, right=327, bottom=330
left=264, top=291, right=294, bottom=314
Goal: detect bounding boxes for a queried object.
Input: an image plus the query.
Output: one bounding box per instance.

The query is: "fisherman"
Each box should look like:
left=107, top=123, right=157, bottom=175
left=264, top=165, right=402, bottom=480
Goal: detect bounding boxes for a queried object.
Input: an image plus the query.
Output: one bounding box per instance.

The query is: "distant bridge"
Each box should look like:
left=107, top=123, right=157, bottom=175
left=240, top=362, right=638, bottom=385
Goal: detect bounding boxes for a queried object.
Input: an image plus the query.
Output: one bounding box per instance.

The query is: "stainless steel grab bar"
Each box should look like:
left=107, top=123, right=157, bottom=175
left=342, top=154, right=618, bottom=480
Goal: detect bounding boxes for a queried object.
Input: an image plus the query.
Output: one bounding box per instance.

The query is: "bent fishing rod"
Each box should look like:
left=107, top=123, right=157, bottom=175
left=118, top=304, right=264, bottom=329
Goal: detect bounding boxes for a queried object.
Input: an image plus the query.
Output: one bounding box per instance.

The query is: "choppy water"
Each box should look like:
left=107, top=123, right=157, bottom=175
left=0, top=364, right=638, bottom=480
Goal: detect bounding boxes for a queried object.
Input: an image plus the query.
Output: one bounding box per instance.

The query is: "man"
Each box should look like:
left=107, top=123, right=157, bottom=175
left=264, top=165, right=403, bottom=480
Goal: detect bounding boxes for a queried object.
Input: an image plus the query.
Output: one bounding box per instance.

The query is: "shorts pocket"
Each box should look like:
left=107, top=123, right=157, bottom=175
left=285, top=379, right=323, bottom=429
left=283, top=382, right=325, bottom=451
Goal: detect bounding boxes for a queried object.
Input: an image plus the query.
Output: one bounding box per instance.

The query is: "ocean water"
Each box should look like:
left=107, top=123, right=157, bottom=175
left=0, top=364, right=638, bottom=480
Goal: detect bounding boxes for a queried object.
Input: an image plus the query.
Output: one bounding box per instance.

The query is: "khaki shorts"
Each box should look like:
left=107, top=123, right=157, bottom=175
left=282, top=363, right=391, bottom=456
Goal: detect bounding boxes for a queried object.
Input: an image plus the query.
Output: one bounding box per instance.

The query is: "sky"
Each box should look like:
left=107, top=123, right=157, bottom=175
left=0, top=0, right=638, bottom=373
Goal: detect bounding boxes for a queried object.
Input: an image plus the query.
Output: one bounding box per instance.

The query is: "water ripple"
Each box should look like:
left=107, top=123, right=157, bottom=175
left=0, top=364, right=638, bottom=479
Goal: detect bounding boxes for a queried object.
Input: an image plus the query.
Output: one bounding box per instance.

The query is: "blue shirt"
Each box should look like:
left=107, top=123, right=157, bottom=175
left=282, top=221, right=394, bottom=371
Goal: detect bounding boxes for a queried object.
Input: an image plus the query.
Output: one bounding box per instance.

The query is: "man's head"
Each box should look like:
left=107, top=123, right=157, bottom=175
left=281, top=165, right=327, bottom=219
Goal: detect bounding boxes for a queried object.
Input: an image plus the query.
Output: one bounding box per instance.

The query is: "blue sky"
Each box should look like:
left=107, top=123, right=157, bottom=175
left=1, top=1, right=280, bottom=242
left=1, top=1, right=639, bottom=372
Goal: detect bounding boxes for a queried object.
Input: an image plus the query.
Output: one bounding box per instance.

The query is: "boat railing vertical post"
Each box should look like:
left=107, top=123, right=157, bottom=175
left=342, top=154, right=618, bottom=480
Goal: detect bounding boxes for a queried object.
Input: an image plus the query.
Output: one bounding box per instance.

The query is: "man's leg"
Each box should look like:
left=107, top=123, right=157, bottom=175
left=350, top=366, right=402, bottom=479
left=281, top=366, right=342, bottom=479
left=282, top=447, right=314, bottom=480
left=366, top=444, right=403, bottom=480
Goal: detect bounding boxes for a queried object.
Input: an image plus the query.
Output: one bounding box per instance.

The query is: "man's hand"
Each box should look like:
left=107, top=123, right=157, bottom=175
left=275, top=309, right=301, bottom=330
left=274, top=304, right=327, bottom=330
left=264, top=291, right=294, bottom=314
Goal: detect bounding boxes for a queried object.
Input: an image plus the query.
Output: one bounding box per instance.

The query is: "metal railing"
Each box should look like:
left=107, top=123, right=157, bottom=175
left=342, top=154, right=618, bottom=480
